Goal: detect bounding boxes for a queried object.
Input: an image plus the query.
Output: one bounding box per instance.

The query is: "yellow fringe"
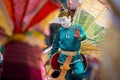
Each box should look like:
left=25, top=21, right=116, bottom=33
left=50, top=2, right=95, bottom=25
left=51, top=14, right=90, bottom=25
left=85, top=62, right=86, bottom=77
left=7, top=31, right=46, bottom=48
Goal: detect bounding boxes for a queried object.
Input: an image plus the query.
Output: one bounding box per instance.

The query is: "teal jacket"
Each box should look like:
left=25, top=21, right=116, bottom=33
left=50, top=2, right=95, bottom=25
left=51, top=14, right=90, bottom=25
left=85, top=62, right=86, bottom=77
left=50, top=24, right=86, bottom=64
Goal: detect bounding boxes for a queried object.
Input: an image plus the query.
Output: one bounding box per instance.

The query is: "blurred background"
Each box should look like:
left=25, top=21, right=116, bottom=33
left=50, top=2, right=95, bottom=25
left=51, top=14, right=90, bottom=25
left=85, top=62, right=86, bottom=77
left=0, top=0, right=120, bottom=80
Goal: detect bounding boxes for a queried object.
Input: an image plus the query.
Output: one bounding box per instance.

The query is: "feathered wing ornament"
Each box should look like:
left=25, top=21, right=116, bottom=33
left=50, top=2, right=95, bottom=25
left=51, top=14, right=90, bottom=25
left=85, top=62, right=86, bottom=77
left=10, top=0, right=29, bottom=33
left=0, top=1, right=13, bottom=37
left=22, top=0, right=60, bottom=36
left=1, top=0, right=60, bottom=35
left=23, top=0, right=59, bottom=32
left=23, top=0, right=48, bottom=31
left=3, top=0, right=14, bottom=21
left=1, top=0, right=28, bottom=33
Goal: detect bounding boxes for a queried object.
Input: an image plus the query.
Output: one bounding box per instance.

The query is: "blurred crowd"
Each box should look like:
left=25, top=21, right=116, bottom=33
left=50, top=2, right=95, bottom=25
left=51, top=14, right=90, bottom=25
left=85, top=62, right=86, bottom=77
left=83, top=55, right=101, bottom=80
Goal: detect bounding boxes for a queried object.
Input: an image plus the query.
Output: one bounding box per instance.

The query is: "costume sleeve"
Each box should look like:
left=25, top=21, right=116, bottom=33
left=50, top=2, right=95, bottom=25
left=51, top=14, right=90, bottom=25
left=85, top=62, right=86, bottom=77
left=0, top=45, right=5, bottom=54
left=49, top=30, right=60, bottom=58
left=79, top=25, right=87, bottom=41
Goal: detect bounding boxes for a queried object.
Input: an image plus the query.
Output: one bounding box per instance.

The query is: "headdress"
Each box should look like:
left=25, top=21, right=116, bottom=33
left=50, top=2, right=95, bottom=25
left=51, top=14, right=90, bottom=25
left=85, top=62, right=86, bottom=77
left=58, top=9, right=70, bottom=18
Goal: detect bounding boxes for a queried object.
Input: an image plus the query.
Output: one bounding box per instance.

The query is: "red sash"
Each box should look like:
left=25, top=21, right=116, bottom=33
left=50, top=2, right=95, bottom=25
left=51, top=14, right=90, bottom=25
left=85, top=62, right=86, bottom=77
left=50, top=52, right=88, bottom=70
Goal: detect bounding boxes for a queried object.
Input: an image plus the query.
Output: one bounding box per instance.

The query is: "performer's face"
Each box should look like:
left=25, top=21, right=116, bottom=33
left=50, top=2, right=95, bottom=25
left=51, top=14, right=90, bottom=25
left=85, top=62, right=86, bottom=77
left=59, top=16, right=71, bottom=28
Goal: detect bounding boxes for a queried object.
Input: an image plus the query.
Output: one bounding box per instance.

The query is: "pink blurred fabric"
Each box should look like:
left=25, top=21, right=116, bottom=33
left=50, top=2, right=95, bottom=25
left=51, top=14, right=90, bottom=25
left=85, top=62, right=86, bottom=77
left=1, top=41, right=44, bottom=80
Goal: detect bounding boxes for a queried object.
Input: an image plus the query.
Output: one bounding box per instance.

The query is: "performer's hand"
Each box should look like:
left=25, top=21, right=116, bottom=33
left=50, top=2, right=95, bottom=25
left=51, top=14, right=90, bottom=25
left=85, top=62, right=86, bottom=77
left=45, top=58, right=50, bottom=66
left=74, top=28, right=81, bottom=39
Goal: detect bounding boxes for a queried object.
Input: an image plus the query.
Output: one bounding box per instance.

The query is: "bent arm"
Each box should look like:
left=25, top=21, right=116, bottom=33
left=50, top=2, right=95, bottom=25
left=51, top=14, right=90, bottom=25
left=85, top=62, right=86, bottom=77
left=49, top=30, right=60, bottom=58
